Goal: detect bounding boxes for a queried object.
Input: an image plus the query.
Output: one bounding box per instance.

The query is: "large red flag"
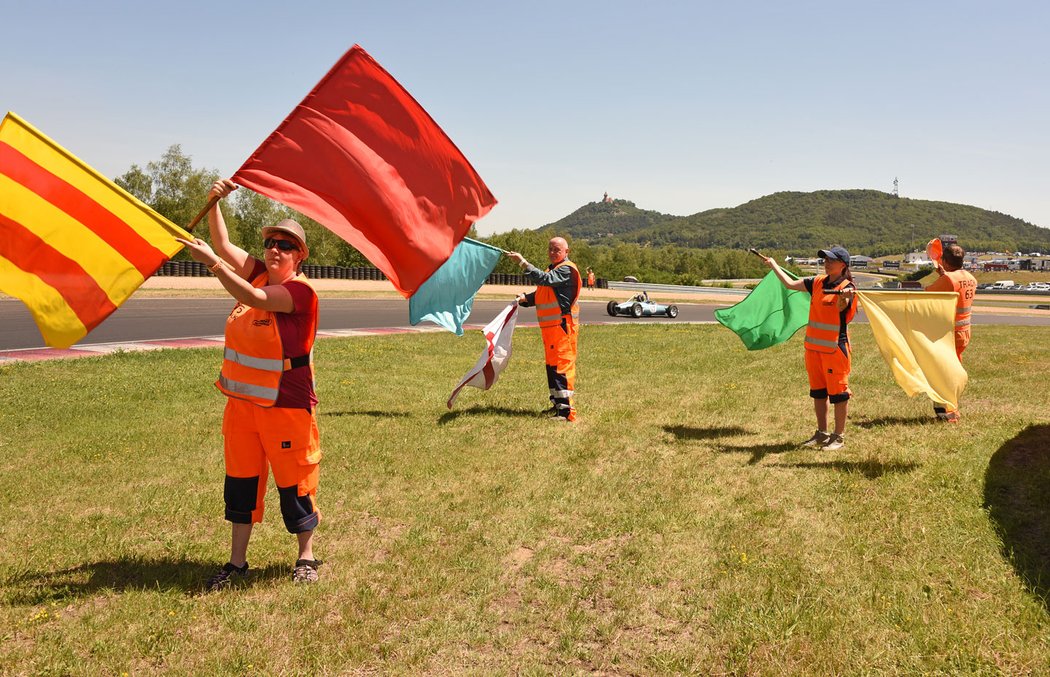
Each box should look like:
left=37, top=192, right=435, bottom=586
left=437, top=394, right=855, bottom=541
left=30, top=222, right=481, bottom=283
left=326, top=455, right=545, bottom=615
left=233, top=45, right=496, bottom=297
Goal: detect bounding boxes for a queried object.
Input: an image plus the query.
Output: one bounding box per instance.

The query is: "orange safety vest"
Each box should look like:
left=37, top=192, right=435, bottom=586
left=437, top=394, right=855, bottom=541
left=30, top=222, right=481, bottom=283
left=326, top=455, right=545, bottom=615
left=942, top=269, right=977, bottom=332
left=586, top=271, right=596, bottom=287
left=535, top=260, right=582, bottom=329
left=804, top=275, right=856, bottom=353
left=216, top=271, right=317, bottom=407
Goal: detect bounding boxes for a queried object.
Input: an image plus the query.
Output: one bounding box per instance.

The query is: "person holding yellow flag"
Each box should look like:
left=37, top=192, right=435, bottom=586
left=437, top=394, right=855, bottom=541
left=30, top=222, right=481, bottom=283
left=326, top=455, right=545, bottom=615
left=763, top=247, right=856, bottom=450
left=924, top=242, right=977, bottom=422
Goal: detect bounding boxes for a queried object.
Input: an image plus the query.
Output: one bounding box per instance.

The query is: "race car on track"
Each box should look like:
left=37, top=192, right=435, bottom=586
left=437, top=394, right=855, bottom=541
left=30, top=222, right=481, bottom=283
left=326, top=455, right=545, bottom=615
left=606, top=291, right=679, bottom=318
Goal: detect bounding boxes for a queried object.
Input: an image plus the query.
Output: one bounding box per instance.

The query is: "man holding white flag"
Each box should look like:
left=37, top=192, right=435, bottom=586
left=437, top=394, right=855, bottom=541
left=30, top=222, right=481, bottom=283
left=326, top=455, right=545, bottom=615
left=448, top=302, right=519, bottom=409
left=507, top=237, right=582, bottom=422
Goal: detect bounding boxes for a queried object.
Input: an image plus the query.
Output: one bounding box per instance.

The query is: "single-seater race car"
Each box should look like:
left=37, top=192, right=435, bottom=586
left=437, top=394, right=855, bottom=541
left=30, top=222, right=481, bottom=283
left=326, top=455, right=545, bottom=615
left=606, top=291, right=679, bottom=318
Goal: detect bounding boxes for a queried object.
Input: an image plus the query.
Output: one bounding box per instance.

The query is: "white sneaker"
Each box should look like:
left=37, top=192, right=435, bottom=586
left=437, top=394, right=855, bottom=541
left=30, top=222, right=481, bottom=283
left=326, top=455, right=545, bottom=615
left=802, top=430, right=830, bottom=448
left=821, top=433, right=845, bottom=451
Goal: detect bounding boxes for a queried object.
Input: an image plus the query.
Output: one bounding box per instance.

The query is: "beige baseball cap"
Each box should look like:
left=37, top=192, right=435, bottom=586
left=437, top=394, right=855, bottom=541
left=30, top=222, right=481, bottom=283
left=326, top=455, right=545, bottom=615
left=262, top=219, right=308, bottom=257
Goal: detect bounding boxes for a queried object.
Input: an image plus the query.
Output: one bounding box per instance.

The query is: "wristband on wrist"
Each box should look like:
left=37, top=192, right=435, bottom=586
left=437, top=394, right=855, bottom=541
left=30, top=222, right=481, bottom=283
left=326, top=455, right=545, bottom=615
left=209, top=260, right=226, bottom=273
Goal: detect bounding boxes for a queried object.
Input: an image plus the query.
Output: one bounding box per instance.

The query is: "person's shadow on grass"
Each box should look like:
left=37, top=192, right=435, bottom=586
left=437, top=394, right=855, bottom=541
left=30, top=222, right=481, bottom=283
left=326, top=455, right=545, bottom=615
left=321, top=409, right=410, bottom=418
left=438, top=405, right=540, bottom=424
left=853, top=415, right=936, bottom=429
left=3, top=557, right=288, bottom=605
left=664, top=425, right=750, bottom=441
left=783, top=460, right=919, bottom=479
left=984, top=423, right=1050, bottom=610
left=715, top=442, right=799, bottom=466
left=663, top=426, right=795, bottom=464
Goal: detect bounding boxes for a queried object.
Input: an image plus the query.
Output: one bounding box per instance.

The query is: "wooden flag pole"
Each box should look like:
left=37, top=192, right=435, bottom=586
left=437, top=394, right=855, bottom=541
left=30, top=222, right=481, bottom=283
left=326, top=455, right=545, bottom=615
left=185, top=195, right=221, bottom=233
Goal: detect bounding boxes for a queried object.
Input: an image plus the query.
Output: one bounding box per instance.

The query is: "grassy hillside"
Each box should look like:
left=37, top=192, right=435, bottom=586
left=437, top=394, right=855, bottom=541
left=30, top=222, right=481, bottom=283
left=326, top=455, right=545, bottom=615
left=548, top=190, right=1050, bottom=257
left=542, top=198, right=677, bottom=241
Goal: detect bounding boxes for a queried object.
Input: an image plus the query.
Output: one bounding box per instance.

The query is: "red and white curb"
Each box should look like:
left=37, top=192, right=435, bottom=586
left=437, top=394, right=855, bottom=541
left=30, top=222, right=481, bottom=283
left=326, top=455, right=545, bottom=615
left=0, top=320, right=707, bottom=364
left=0, top=326, right=449, bottom=364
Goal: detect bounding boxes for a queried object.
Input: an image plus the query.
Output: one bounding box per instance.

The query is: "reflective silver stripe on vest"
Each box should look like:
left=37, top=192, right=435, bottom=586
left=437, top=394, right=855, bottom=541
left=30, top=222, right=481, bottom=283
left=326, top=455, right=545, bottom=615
left=224, top=347, right=284, bottom=372
left=805, top=336, right=840, bottom=350
left=957, top=305, right=971, bottom=313
left=549, top=388, right=574, bottom=398
left=218, top=375, right=279, bottom=402
left=955, top=318, right=971, bottom=327
left=536, top=302, right=560, bottom=310
left=808, top=321, right=839, bottom=332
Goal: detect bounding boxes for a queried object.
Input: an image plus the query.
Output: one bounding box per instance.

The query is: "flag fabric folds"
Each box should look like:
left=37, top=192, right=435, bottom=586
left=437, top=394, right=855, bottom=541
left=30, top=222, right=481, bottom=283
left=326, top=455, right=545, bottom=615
left=856, top=290, right=967, bottom=409
left=714, top=270, right=810, bottom=350
left=233, top=45, right=497, bottom=298
left=448, top=302, right=519, bottom=408
left=410, top=238, right=502, bottom=335
left=0, top=112, right=188, bottom=348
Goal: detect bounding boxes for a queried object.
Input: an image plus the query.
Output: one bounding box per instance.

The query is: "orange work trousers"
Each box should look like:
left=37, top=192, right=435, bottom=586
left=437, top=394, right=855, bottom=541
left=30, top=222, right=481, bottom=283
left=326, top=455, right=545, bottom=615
left=804, top=345, right=852, bottom=404
left=221, top=397, right=322, bottom=533
left=542, top=321, right=578, bottom=421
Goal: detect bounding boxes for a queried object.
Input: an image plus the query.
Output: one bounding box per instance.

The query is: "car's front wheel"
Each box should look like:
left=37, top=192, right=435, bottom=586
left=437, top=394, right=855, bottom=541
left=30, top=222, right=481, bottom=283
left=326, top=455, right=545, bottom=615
left=607, top=301, right=619, bottom=316
left=631, top=303, right=643, bottom=318
left=666, top=305, right=679, bottom=318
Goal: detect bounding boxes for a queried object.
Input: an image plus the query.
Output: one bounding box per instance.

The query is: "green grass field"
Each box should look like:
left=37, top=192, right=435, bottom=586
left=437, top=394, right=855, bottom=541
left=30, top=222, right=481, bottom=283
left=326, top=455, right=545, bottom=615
left=1, top=324, right=1048, bottom=675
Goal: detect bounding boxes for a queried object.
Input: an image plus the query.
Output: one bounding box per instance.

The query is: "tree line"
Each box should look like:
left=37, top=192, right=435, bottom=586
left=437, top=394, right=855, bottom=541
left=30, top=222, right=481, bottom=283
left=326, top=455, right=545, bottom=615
left=117, top=145, right=793, bottom=282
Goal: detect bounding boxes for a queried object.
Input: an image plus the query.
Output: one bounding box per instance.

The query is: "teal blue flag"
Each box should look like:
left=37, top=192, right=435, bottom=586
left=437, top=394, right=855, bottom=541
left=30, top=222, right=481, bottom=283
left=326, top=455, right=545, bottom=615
left=409, top=238, right=503, bottom=335
left=714, top=270, right=810, bottom=350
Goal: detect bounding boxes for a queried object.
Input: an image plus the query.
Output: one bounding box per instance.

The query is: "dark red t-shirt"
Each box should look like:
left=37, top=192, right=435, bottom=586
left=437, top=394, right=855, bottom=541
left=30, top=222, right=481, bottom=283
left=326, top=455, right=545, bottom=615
left=246, top=259, right=318, bottom=410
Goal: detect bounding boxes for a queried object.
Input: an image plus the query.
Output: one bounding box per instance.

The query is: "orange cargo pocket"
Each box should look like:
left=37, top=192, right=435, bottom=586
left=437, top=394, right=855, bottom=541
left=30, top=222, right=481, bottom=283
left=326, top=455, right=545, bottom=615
left=260, top=408, right=321, bottom=464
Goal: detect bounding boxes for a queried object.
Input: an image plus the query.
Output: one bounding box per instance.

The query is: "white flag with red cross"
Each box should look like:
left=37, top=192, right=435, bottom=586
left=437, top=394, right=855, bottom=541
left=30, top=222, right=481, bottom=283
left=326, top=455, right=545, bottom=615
left=447, top=302, right=519, bottom=408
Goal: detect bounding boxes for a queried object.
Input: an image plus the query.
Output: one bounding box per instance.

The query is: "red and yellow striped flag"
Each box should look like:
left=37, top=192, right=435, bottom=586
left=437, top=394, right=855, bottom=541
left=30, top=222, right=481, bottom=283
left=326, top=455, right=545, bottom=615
left=0, top=112, right=189, bottom=348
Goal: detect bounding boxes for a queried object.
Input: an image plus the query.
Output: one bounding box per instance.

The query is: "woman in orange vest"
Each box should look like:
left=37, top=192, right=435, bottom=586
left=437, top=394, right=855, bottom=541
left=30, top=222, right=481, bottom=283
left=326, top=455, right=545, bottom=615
left=586, top=267, right=596, bottom=289
left=507, top=237, right=582, bottom=421
left=763, top=246, right=857, bottom=450
left=177, top=179, right=323, bottom=590
left=924, top=242, right=977, bottom=422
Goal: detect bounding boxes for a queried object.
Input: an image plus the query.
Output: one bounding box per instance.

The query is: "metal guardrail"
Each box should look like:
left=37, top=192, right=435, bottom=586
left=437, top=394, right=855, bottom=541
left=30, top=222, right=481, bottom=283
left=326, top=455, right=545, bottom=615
left=607, top=281, right=749, bottom=296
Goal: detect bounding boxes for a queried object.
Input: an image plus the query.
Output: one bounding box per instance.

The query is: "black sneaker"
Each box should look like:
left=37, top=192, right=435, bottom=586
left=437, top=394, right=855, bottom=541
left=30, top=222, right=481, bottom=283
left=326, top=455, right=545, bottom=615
left=206, top=562, right=248, bottom=592
left=292, top=559, right=321, bottom=584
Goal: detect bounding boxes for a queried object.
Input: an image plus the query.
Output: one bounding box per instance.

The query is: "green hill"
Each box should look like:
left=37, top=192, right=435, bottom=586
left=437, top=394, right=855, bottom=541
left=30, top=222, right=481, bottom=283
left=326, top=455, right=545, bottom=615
left=542, top=198, right=677, bottom=241
left=544, top=190, right=1050, bottom=257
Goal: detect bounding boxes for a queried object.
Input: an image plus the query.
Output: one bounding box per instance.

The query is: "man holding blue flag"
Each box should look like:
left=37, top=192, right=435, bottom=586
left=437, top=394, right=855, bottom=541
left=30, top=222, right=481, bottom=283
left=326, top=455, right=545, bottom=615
left=507, top=237, right=582, bottom=422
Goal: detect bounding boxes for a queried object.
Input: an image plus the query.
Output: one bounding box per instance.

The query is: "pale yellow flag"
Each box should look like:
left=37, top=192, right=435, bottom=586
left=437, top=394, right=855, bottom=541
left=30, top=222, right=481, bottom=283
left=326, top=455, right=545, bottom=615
left=856, top=290, right=967, bottom=410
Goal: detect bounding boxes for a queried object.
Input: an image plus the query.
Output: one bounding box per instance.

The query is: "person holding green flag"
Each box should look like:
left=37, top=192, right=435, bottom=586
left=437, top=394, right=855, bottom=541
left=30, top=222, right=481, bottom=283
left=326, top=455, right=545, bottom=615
left=761, top=247, right=857, bottom=451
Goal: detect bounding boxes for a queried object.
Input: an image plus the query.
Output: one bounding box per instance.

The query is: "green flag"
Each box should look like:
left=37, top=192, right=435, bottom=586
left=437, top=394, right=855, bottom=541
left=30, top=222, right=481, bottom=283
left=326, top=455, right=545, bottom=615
left=714, top=270, right=810, bottom=350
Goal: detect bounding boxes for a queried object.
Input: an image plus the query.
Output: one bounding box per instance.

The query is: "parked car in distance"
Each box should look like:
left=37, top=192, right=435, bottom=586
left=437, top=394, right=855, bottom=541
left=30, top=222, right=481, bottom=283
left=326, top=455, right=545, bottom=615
left=990, top=280, right=1016, bottom=289
left=607, top=291, right=679, bottom=318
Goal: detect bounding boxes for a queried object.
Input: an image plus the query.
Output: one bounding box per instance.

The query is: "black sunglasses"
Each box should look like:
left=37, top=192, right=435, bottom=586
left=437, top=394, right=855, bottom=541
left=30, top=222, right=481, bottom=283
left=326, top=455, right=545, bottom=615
left=263, top=237, right=300, bottom=252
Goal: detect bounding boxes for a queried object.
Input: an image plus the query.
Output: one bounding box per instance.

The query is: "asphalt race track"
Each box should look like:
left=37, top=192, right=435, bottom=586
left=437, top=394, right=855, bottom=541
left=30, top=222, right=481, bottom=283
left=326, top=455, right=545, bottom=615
left=1, top=296, right=1048, bottom=351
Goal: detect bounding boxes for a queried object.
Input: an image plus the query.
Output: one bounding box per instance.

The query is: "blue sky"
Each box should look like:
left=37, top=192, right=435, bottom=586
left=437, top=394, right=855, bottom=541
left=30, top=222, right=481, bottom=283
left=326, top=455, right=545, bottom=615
left=2, top=0, right=1047, bottom=235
